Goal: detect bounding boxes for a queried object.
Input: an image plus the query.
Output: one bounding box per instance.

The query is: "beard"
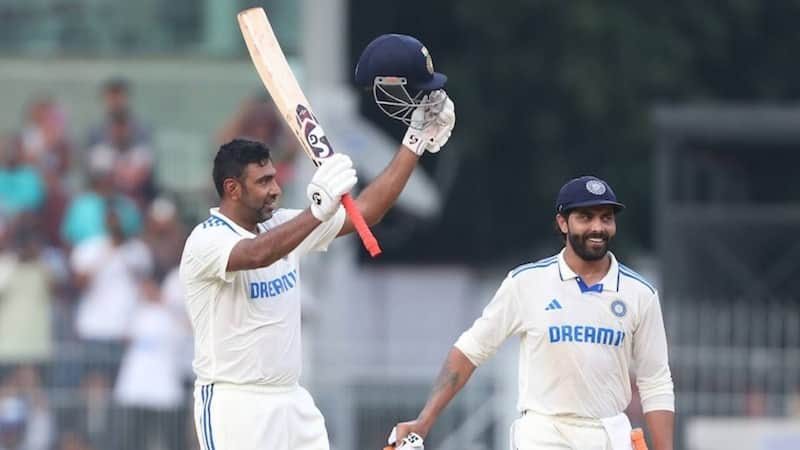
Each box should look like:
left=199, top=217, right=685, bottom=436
left=567, top=230, right=611, bottom=261
left=256, top=201, right=276, bottom=222
left=240, top=187, right=277, bottom=223
left=238, top=197, right=276, bottom=224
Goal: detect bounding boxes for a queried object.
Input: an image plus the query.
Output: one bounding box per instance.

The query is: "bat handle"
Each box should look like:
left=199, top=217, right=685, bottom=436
left=341, top=193, right=382, bottom=257
left=631, top=428, right=648, bottom=450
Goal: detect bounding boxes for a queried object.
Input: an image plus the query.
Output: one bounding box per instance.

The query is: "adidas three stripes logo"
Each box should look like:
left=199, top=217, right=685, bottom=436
left=544, top=299, right=563, bottom=311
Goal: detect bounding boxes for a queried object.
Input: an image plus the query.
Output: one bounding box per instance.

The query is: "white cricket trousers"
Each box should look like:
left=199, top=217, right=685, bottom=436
left=194, top=383, right=330, bottom=450
left=511, top=411, right=632, bottom=450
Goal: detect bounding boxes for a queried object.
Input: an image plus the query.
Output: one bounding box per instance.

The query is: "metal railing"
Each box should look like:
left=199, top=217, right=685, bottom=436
left=2, top=292, right=798, bottom=450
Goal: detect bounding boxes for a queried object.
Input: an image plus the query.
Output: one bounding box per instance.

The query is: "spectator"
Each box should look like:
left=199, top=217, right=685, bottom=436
left=18, top=96, right=71, bottom=176
left=87, top=109, right=156, bottom=206
left=0, top=366, right=54, bottom=450
left=8, top=96, right=71, bottom=247
left=86, top=78, right=150, bottom=148
left=141, top=197, right=185, bottom=279
left=70, top=203, right=152, bottom=379
left=113, top=275, right=185, bottom=450
left=60, top=153, right=141, bottom=247
left=0, top=226, right=53, bottom=373
left=68, top=205, right=152, bottom=447
left=0, top=138, right=45, bottom=219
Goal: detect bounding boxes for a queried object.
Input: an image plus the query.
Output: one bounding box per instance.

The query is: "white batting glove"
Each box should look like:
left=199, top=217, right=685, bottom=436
left=387, top=426, right=424, bottom=450
left=306, top=153, right=357, bottom=222
left=402, top=90, right=456, bottom=156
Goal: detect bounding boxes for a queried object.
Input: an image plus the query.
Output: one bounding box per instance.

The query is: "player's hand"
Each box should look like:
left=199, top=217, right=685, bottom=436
left=307, top=153, right=357, bottom=221
left=385, top=422, right=426, bottom=449
left=402, top=90, right=456, bottom=156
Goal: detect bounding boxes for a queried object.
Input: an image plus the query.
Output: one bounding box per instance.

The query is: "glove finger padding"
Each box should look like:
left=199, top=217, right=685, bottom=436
left=426, top=90, right=447, bottom=115
left=436, top=98, right=455, bottom=127
left=315, top=153, right=350, bottom=178
left=402, top=91, right=455, bottom=156
left=327, top=168, right=358, bottom=197
left=307, top=154, right=357, bottom=221
left=425, top=97, right=455, bottom=153
left=426, top=130, right=451, bottom=154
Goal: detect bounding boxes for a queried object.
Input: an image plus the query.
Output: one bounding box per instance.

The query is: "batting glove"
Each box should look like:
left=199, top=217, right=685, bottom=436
left=402, top=90, right=456, bottom=156
left=306, top=153, right=357, bottom=222
left=387, top=426, right=424, bottom=450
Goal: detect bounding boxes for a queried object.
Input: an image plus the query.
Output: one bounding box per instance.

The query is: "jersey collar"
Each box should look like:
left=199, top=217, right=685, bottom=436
left=557, top=248, right=621, bottom=293
left=209, top=208, right=257, bottom=238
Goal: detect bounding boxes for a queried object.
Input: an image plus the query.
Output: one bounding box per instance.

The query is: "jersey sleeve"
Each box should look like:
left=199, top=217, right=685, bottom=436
left=633, top=292, right=675, bottom=413
left=181, top=226, right=244, bottom=283
left=291, top=207, right=346, bottom=256
left=454, top=274, right=523, bottom=367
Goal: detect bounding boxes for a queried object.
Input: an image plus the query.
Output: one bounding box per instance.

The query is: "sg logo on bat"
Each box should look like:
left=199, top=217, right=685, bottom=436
left=296, top=105, right=334, bottom=160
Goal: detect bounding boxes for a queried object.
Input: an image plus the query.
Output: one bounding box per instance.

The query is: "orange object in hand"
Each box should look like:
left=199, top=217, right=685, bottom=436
left=631, top=427, right=648, bottom=450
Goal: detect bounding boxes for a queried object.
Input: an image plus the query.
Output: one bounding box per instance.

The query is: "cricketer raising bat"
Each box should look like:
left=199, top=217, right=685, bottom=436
left=237, top=7, right=381, bottom=257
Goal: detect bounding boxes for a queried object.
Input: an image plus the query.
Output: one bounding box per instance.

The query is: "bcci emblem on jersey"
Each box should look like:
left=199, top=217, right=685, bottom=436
left=610, top=299, right=627, bottom=317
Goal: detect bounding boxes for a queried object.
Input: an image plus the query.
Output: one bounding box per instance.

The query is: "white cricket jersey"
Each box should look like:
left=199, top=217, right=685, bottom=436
left=179, top=207, right=345, bottom=386
left=455, top=249, right=674, bottom=418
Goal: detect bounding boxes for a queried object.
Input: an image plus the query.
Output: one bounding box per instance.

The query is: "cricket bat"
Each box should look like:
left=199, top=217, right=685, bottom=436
left=237, top=7, right=381, bottom=257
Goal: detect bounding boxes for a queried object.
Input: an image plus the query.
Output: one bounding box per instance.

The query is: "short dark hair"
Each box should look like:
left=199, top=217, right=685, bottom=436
left=212, top=139, right=272, bottom=198
left=554, top=211, right=573, bottom=243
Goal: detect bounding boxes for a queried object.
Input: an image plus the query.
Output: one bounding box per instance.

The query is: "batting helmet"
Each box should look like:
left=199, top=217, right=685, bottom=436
left=355, top=34, right=448, bottom=128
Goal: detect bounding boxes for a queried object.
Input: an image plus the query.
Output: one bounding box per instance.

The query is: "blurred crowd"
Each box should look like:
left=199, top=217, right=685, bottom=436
left=0, top=78, right=298, bottom=450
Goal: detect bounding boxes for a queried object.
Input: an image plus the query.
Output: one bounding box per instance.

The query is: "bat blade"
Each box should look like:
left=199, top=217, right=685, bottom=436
left=237, top=7, right=381, bottom=256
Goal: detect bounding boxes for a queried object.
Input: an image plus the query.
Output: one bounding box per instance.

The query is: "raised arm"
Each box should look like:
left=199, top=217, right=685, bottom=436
left=338, top=148, right=419, bottom=235
left=228, top=153, right=357, bottom=270
left=339, top=93, right=455, bottom=236
left=227, top=209, right=323, bottom=270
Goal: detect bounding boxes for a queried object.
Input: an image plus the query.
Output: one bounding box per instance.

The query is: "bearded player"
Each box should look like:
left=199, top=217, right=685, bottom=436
left=389, top=176, right=675, bottom=450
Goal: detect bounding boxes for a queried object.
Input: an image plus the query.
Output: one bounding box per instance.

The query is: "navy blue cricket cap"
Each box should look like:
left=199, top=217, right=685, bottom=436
left=555, top=176, right=625, bottom=213
left=354, top=34, right=447, bottom=90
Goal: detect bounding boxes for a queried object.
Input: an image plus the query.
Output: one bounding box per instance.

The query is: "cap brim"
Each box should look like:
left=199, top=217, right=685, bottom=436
left=410, top=72, right=447, bottom=91
left=560, top=200, right=625, bottom=212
